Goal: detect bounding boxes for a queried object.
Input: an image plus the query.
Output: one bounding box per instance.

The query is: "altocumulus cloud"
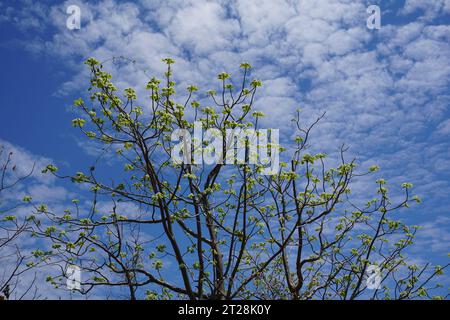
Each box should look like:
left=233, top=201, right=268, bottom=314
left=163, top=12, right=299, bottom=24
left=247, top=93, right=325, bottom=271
left=0, top=0, right=449, bottom=296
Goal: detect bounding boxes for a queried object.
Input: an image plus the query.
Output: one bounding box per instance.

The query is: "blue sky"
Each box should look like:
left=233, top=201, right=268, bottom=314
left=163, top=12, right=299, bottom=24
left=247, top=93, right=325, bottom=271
left=0, top=0, right=450, bottom=298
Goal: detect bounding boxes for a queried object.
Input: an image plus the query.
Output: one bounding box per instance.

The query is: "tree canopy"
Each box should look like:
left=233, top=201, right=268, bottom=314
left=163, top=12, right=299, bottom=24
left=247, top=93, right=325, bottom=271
left=2, top=58, right=448, bottom=300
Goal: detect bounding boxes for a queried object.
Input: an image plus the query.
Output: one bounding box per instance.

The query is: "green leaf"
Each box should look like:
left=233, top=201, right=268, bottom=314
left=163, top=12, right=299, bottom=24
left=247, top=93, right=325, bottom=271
left=402, top=182, right=413, bottom=189
left=72, top=118, right=86, bottom=128
left=250, top=79, right=262, bottom=87
left=42, top=164, right=58, bottom=174
left=162, top=58, right=175, bottom=65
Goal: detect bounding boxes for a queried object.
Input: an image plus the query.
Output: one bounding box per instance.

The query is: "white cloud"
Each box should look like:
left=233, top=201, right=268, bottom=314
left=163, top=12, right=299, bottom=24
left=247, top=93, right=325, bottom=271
left=12, top=0, right=446, bottom=225
left=1, top=0, right=450, bottom=297
left=402, top=0, right=450, bottom=21
left=437, top=119, right=450, bottom=135
left=0, top=139, right=54, bottom=185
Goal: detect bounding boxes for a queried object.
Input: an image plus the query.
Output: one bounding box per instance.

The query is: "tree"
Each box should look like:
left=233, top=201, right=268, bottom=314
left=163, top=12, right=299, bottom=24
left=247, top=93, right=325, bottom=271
left=32, top=58, right=448, bottom=300
left=0, top=146, right=38, bottom=300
